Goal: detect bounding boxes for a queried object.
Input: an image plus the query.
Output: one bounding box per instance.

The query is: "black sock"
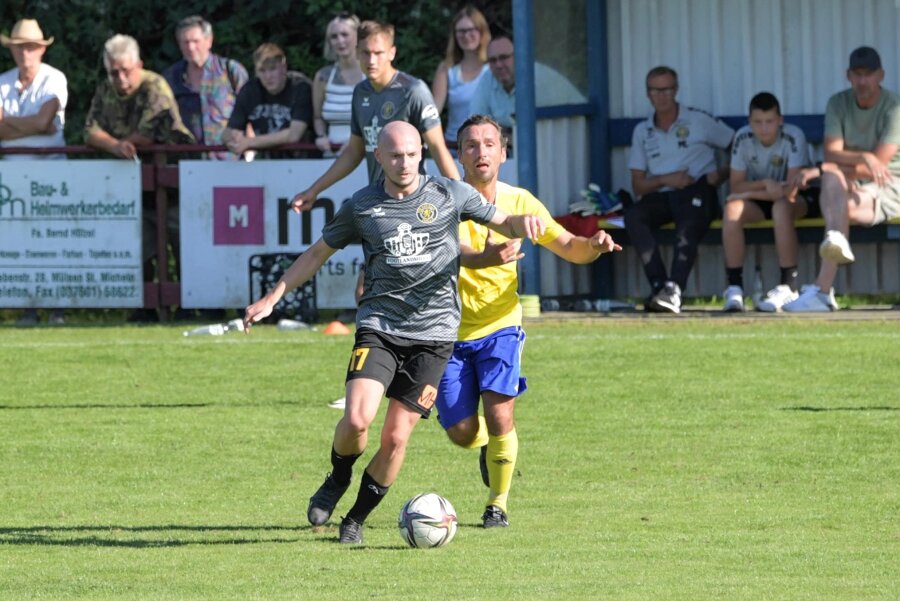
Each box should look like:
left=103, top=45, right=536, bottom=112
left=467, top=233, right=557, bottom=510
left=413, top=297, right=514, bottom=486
left=780, top=266, right=799, bottom=291
left=726, top=267, right=743, bottom=288
left=346, top=470, right=389, bottom=524
left=330, top=447, right=361, bottom=487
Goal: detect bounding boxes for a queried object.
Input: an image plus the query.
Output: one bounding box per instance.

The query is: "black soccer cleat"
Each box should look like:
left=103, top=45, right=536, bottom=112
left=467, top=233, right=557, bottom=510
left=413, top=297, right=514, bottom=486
left=307, top=473, right=349, bottom=526
left=481, top=505, right=509, bottom=528
left=479, top=445, right=490, bottom=488
left=338, top=516, right=364, bottom=544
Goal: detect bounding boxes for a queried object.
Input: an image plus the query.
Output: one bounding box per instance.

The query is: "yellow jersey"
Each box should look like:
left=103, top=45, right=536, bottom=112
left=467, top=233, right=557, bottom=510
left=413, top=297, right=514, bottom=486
left=457, top=182, right=566, bottom=341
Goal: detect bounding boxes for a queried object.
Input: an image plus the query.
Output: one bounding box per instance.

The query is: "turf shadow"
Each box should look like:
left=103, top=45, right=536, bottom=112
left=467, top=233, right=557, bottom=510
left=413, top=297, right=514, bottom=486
left=0, top=524, right=309, bottom=548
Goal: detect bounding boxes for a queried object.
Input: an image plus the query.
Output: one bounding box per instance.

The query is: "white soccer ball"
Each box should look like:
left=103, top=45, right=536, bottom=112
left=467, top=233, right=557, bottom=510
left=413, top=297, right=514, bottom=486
left=398, top=493, right=458, bottom=548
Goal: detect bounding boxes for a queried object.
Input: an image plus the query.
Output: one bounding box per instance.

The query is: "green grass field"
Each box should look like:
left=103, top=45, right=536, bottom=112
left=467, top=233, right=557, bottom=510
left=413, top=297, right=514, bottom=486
left=1, top=318, right=897, bottom=600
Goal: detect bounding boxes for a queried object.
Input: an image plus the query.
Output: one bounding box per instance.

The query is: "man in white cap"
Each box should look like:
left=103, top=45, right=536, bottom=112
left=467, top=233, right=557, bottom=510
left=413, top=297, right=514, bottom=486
left=0, top=18, right=68, bottom=325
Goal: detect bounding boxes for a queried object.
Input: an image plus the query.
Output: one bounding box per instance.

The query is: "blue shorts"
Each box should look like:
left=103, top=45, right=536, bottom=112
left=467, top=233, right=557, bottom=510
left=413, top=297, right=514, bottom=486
left=435, top=326, right=528, bottom=429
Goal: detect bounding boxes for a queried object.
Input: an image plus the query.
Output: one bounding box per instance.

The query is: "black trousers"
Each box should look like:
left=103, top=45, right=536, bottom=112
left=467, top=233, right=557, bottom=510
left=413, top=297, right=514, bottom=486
left=623, top=179, right=719, bottom=292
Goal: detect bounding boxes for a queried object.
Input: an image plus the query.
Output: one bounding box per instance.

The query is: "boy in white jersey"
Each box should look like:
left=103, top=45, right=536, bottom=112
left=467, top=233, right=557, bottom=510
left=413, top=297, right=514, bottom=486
left=435, top=115, right=621, bottom=528
left=243, top=121, right=545, bottom=545
left=722, top=92, right=822, bottom=312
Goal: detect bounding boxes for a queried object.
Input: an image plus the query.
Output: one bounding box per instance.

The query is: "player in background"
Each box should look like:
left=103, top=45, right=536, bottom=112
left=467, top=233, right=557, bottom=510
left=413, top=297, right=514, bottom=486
left=244, top=121, right=545, bottom=544
left=434, top=114, right=621, bottom=528
left=291, top=19, right=458, bottom=213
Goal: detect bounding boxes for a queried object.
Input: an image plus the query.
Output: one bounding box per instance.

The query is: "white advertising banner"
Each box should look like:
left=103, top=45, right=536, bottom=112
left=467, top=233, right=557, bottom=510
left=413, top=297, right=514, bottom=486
left=0, top=161, right=143, bottom=308
left=179, top=158, right=517, bottom=309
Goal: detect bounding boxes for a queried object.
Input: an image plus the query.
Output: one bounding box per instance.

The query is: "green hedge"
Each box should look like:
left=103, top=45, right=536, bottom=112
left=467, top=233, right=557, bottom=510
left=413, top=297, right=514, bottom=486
left=0, top=0, right=511, bottom=145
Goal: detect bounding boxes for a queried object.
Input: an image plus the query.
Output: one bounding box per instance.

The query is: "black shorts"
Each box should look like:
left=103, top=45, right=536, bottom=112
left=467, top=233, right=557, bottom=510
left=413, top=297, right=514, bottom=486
left=346, top=328, right=454, bottom=418
left=746, top=186, right=821, bottom=220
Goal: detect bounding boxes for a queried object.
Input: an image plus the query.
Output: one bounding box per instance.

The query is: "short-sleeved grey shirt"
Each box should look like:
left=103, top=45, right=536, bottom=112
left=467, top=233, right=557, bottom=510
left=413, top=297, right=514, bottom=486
left=730, top=123, right=810, bottom=181
left=824, top=87, right=900, bottom=177
left=628, top=105, right=735, bottom=191
left=322, top=175, right=496, bottom=341
left=350, top=71, right=442, bottom=182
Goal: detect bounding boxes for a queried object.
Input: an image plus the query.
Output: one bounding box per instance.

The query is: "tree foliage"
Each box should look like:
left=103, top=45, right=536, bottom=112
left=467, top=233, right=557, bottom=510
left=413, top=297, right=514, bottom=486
left=0, top=0, right=511, bottom=145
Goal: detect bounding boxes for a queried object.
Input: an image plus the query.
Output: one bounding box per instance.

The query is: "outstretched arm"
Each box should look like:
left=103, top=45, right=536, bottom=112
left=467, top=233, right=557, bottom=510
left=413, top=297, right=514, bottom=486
left=243, top=238, right=337, bottom=330
left=291, top=135, right=366, bottom=212
left=542, top=229, right=621, bottom=264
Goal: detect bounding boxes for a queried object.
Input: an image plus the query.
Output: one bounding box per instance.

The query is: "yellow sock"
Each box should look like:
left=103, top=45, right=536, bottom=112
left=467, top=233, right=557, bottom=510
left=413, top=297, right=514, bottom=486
left=461, top=415, right=489, bottom=449
left=486, top=428, right=518, bottom=513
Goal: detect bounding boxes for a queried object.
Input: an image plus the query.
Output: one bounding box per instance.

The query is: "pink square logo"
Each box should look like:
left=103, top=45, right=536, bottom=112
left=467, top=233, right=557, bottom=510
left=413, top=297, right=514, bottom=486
left=213, top=187, right=264, bottom=245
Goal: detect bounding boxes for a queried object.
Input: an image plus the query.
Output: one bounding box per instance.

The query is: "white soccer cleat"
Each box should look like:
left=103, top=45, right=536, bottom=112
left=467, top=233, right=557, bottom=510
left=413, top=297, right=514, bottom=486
left=819, top=230, right=855, bottom=265
left=328, top=397, right=346, bottom=410
left=722, top=285, right=745, bottom=312
left=755, top=285, right=798, bottom=312
left=782, top=284, right=838, bottom=312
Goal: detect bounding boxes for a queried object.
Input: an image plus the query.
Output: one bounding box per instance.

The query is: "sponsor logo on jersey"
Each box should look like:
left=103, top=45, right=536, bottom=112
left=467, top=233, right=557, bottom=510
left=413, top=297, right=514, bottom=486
left=372, top=206, right=385, bottom=217
left=421, top=104, right=439, bottom=121
left=381, top=101, right=395, bottom=119
left=363, top=116, right=381, bottom=151
left=415, top=202, right=438, bottom=224
left=361, top=96, right=370, bottom=107
left=384, top=223, right=431, bottom=265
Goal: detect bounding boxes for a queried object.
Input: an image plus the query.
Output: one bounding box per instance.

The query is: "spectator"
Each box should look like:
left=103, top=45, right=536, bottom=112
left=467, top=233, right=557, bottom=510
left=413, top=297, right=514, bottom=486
left=625, top=65, right=734, bottom=313
left=163, top=15, right=249, bottom=160
left=469, top=36, right=514, bottom=134
left=84, top=34, right=193, bottom=320
left=722, top=92, right=822, bottom=312
left=431, top=5, right=490, bottom=147
left=224, top=42, right=312, bottom=159
left=84, top=34, right=194, bottom=158
left=312, top=12, right=364, bottom=157
left=785, top=46, right=900, bottom=312
left=292, top=19, right=459, bottom=211
left=0, top=18, right=67, bottom=325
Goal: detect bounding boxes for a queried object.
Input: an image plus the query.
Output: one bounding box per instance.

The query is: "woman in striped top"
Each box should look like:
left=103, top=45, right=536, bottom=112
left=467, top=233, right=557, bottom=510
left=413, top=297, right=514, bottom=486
left=313, top=12, right=364, bottom=156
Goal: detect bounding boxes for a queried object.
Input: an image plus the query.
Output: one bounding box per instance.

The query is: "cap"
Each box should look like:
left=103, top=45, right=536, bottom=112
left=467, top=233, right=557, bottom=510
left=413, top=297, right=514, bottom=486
left=849, top=46, right=882, bottom=71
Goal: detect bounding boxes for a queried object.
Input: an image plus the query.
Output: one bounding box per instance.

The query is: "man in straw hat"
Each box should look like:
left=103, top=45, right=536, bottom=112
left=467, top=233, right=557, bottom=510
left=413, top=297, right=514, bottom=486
left=0, top=18, right=68, bottom=325
left=0, top=19, right=67, bottom=158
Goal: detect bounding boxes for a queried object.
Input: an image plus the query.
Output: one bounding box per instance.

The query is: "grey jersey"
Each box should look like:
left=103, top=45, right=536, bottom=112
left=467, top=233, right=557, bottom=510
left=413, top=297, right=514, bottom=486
left=730, top=123, right=810, bottom=181
left=322, top=175, right=496, bottom=341
left=350, top=71, right=442, bottom=182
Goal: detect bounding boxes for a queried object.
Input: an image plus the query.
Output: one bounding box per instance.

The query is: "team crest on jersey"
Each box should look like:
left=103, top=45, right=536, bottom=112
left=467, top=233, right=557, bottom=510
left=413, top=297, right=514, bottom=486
left=676, top=125, right=690, bottom=148
left=381, top=101, right=396, bottom=119
left=384, top=223, right=431, bottom=265
left=416, top=202, right=438, bottom=223
left=770, top=155, right=785, bottom=168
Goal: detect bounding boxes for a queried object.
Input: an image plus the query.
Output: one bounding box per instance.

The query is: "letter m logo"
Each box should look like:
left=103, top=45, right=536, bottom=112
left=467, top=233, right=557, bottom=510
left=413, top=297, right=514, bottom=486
left=213, top=187, right=264, bottom=245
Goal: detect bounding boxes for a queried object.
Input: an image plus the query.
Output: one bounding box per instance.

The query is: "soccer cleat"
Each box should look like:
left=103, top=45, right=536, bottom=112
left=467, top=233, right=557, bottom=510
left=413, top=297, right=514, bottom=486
left=755, top=285, right=798, bottom=312
left=819, top=230, right=855, bottom=265
left=647, top=281, right=681, bottom=313
left=479, top=445, right=489, bottom=488
left=307, top=473, right=350, bottom=526
left=722, top=285, right=745, bottom=312
left=482, top=505, right=509, bottom=528
left=327, top=397, right=346, bottom=410
left=338, top=516, right=364, bottom=544
left=782, top=285, right=837, bottom=313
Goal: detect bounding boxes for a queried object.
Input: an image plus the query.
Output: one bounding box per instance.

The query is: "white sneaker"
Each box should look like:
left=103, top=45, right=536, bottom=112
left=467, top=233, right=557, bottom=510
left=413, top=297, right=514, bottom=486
left=327, top=397, right=346, bottom=410
left=782, top=285, right=838, bottom=312
left=819, top=230, right=855, bottom=265
left=755, top=285, right=798, bottom=312
left=722, top=285, right=745, bottom=312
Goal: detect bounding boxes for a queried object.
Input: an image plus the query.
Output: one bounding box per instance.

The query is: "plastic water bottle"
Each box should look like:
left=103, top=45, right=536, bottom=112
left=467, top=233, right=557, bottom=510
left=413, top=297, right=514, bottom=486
left=573, top=299, right=593, bottom=312
left=183, top=323, right=226, bottom=337
left=752, top=266, right=764, bottom=306
left=277, top=318, right=310, bottom=331
left=593, top=299, right=611, bottom=312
